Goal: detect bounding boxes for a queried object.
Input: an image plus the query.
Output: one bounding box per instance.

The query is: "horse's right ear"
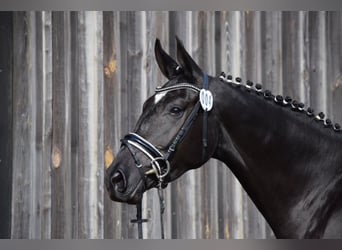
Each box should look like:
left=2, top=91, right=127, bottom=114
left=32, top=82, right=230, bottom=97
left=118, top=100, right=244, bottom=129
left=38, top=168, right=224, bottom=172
left=155, top=39, right=180, bottom=80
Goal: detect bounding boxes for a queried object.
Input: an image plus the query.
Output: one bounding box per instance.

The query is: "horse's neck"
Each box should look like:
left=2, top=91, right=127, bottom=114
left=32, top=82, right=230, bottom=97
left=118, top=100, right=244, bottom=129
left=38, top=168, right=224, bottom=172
left=211, top=78, right=342, bottom=238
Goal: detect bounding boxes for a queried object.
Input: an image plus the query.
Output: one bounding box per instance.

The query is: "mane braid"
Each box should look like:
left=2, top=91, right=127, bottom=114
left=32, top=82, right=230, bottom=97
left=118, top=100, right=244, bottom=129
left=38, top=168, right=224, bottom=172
left=219, top=72, right=342, bottom=135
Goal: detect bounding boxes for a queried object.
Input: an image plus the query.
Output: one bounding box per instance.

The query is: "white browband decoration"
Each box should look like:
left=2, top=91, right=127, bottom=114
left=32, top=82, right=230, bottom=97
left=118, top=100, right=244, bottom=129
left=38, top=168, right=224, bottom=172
left=155, top=83, right=214, bottom=112
left=199, top=89, right=213, bottom=111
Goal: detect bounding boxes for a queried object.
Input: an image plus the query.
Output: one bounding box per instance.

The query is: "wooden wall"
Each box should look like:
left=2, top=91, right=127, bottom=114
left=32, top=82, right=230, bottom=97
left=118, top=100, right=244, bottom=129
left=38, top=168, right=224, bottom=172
left=6, top=11, right=342, bottom=239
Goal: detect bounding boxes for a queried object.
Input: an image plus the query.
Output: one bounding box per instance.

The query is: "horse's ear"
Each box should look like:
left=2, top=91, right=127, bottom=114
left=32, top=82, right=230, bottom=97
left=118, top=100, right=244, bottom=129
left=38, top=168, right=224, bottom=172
left=155, top=39, right=180, bottom=79
left=176, top=37, right=203, bottom=83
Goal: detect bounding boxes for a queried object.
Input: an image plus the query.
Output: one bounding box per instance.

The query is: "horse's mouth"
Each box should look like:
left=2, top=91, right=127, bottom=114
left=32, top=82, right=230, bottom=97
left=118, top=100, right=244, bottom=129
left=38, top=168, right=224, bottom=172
left=106, top=173, right=145, bottom=204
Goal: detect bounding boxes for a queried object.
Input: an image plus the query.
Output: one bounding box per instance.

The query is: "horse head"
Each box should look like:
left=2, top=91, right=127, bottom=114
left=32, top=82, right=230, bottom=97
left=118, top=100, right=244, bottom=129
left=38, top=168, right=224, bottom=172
left=105, top=38, right=225, bottom=204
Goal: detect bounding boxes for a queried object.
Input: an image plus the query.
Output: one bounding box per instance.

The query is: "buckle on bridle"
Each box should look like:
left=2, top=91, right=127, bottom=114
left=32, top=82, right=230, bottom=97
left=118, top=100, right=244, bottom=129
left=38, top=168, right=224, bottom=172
left=146, top=157, right=170, bottom=181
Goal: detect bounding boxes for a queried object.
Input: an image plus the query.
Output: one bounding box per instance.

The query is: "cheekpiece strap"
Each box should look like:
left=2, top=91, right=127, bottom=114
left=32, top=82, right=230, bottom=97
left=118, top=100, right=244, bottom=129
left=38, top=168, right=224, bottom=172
left=201, top=74, right=211, bottom=162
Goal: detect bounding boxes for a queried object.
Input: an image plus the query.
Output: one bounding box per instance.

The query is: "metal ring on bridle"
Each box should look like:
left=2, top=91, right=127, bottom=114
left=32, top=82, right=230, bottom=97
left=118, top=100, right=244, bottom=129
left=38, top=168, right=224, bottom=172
left=150, top=157, right=170, bottom=180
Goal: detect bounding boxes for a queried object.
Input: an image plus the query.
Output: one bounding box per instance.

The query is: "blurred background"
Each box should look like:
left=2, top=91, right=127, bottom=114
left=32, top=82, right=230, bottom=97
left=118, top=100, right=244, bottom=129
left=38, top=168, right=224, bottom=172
left=1, top=11, right=342, bottom=239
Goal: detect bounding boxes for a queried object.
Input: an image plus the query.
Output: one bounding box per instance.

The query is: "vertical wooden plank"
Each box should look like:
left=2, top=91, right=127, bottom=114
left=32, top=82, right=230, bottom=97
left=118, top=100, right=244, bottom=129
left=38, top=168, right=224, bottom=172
left=61, top=12, right=73, bottom=239
left=61, top=11, right=75, bottom=239
left=244, top=11, right=263, bottom=82
left=70, top=11, right=80, bottom=239
left=0, top=11, right=13, bottom=239
left=33, top=11, right=44, bottom=239
left=326, top=12, right=342, bottom=124
left=96, top=11, right=105, bottom=238
left=27, top=12, right=40, bottom=239
left=282, top=12, right=308, bottom=102
left=261, top=12, right=283, bottom=93
left=35, top=11, right=53, bottom=239
left=307, top=12, right=328, bottom=114
left=51, top=11, right=71, bottom=238
left=12, top=11, right=38, bottom=239
left=40, top=11, right=53, bottom=239
left=28, top=12, right=40, bottom=239
left=103, top=11, right=123, bottom=239
left=77, top=11, right=104, bottom=239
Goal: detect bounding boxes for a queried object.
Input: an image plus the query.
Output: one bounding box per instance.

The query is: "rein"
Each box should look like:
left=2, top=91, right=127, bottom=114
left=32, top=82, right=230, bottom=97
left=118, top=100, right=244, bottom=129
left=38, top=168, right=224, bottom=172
left=122, top=75, right=213, bottom=239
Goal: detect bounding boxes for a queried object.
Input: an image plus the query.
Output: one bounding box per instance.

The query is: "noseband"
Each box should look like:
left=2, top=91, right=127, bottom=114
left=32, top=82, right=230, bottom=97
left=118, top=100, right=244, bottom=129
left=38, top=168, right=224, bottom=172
left=120, top=75, right=212, bottom=238
left=121, top=132, right=171, bottom=182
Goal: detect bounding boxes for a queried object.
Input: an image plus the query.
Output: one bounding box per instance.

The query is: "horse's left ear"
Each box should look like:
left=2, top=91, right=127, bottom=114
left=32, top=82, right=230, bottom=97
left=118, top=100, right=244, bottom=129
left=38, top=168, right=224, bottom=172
left=176, top=37, right=203, bottom=83
left=155, top=39, right=180, bottom=80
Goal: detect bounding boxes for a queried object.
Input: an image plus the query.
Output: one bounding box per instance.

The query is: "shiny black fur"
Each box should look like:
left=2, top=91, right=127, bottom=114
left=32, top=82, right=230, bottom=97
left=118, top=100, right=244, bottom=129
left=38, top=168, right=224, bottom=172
left=105, top=38, right=342, bottom=238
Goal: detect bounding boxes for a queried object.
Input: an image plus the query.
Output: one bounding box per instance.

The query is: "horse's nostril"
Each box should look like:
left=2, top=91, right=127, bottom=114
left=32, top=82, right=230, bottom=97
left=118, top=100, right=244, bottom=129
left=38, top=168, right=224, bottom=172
left=111, top=171, right=127, bottom=192
left=111, top=171, right=121, bottom=182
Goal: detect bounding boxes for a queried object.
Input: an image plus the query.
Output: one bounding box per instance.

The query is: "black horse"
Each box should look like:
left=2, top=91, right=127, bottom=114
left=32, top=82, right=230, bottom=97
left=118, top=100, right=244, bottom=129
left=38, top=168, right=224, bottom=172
left=105, top=37, right=342, bottom=238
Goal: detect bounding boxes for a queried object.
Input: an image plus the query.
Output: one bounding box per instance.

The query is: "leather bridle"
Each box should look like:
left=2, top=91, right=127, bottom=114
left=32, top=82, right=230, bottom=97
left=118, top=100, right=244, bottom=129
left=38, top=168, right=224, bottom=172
left=120, top=75, right=213, bottom=239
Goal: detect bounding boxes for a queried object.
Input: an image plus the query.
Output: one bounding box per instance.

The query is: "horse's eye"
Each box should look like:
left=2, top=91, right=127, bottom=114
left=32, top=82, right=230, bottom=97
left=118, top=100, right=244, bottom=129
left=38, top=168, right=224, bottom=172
left=169, top=107, right=184, bottom=116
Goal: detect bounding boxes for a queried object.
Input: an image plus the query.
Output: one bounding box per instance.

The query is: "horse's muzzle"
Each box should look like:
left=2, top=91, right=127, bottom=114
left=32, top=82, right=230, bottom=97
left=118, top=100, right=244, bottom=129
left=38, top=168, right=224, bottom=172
left=105, top=167, right=144, bottom=205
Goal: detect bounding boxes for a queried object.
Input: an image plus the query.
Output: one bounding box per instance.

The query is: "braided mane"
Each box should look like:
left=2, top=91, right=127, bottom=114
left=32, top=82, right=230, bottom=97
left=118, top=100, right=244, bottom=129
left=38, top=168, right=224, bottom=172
left=218, top=72, right=341, bottom=134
